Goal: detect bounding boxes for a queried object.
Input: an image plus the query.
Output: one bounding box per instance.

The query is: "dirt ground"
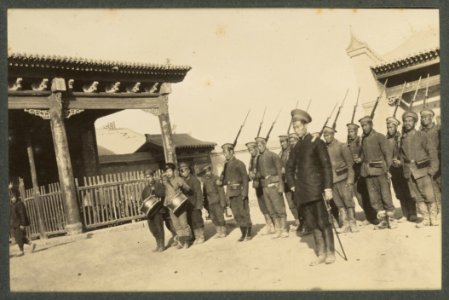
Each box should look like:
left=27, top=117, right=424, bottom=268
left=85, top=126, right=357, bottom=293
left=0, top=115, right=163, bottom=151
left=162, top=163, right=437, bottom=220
left=9, top=193, right=441, bottom=292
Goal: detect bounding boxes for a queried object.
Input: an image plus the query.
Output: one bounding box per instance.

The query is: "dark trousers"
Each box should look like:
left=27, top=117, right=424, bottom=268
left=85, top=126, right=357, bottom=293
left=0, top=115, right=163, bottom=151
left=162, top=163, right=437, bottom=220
left=13, top=227, right=30, bottom=251
left=209, top=203, right=225, bottom=226
left=255, top=187, right=269, bottom=215
left=365, top=174, right=395, bottom=213
left=262, top=186, right=287, bottom=218
left=301, top=200, right=331, bottom=231
left=354, top=177, right=378, bottom=222
left=332, top=180, right=355, bottom=208
left=186, top=202, right=204, bottom=230
left=390, top=167, right=416, bottom=218
left=284, top=188, right=299, bottom=220
left=408, top=175, right=435, bottom=203
left=147, top=208, right=176, bottom=241
left=229, top=195, right=252, bottom=227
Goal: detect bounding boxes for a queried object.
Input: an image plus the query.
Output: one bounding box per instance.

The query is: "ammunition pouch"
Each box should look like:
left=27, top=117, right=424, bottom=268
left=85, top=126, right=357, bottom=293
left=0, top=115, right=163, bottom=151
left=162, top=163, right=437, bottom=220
left=260, top=175, right=280, bottom=188
left=416, top=159, right=430, bottom=169
left=369, top=161, right=384, bottom=168
left=335, top=166, right=348, bottom=176
left=228, top=183, right=242, bottom=191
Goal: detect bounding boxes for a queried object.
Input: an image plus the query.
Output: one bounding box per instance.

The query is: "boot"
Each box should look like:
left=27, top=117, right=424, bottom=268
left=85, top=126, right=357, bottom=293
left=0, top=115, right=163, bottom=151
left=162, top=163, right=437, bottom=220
left=298, top=221, right=312, bottom=237
left=214, top=226, right=221, bottom=238
left=176, top=236, right=184, bottom=249
left=347, top=208, right=359, bottom=233
left=323, top=227, right=336, bottom=264
left=291, top=219, right=300, bottom=232
left=280, top=217, right=289, bottom=238
left=194, top=228, right=205, bottom=244
left=309, top=229, right=326, bottom=266
left=237, top=227, right=247, bottom=242
left=225, top=207, right=232, bottom=218
left=386, top=211, right=397, bottom=229
left=152, top=238, right=165, bottom=252
left=337, top=208, right=350, bottom=233
left=416, top=202, right=431, bottom=228
left=172, top=235, right=181, bottom=248
left=428, top=202, right=439, bottom=226
left=261, top=214, right=275, bottom=235
left=272, top=218, right=282, bottom=239
left=245, top=226, right=252, bottom=241
left=220, top=225, right=227, bottom=238
left=374, top=211, right=388, bottom=230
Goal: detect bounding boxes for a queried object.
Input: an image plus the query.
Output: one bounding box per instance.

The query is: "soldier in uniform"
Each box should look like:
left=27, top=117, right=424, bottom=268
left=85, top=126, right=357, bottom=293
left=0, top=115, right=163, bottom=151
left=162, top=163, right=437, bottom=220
left=255, top=136, right=289, bottom=238
left=420, top=108, right=441, bottom=215
left=162, top=163, right=193, bottom=249
left=346, top=123, right=379, bottom=225
left=356, top=116, right=396, bottom=229
left=220, top=143, right=252, bottom=241
left=398, top=111, right=439, bottom=227
left=179, top=162, right=205, bottom=245
left=286, top=109, right=335, bottom=266
left=278, top=135, right=300, bottom=231
left=386, top=117, right=417, bottom=222
left=141, top=169, right=178, bottom=252
left=322, top=126, right=358, bottom=233
left=199, top=164, right=227, bottom=238
left=10, top=188, right=36, bottom=256
left=246, top=141, right=275, bottom=235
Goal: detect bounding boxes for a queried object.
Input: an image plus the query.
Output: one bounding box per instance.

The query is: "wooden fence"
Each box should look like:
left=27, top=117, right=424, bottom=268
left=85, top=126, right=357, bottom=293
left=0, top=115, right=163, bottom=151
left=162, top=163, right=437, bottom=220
left=10, top=170, right=165, bottom=239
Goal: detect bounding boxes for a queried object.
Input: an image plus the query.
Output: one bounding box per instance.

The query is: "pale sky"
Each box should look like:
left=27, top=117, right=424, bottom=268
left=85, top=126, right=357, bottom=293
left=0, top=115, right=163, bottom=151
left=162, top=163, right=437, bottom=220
left=8, top=9, right=439, bottom=148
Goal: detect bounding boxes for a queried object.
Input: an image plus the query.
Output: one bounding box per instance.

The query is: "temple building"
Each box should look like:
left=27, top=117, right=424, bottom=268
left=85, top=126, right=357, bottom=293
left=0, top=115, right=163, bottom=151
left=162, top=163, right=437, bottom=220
left=8, top=53, right=191, bottom=235
left=346, top=27, right=440, bottom=130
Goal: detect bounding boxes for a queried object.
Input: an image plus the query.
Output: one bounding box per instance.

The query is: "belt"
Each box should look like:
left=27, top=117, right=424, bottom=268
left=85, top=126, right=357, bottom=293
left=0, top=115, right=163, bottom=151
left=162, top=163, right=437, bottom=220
left=403, top=159, right=415, bottom=164
left=227, top=183, right=242, bottom=190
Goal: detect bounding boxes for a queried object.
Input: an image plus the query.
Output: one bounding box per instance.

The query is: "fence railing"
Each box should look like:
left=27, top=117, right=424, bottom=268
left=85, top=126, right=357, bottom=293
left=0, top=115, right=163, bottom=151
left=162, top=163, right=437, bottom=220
left=10, top=170, right=165, bottom=239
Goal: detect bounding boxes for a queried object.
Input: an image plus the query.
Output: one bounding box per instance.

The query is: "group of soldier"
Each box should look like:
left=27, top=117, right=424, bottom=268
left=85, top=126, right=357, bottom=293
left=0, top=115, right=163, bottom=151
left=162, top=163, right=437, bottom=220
left=141, top=97, right=440, bottom=267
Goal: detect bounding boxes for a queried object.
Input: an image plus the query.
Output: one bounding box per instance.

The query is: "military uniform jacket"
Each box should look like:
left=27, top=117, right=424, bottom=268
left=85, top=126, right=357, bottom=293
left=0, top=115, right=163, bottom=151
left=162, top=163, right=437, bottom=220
left=286, top=133, right=333, bottom=205
left=360, top=129, right=392, bottom=177
left=347, top=136, right=362, bottom=179
left=202, top=174, right=226, bottom=207
left=279, top=147, right=290, bottom=183
left=222, top=156, right=249, bottom=198
left=421, top=123, right=441, bottom=165
left=184, top=175, right=204, bottom=210
left=10, top=200, right=30, bottom=228
left=327, top=139, right=354, bottom=184
left=163, top=176, right=191, bottom=206
left=141, top=181, right=165, bottom=200
left=256, top=149, right=284, bottom=191
left=386, top=132, right=404, bottom=178
left=399, top=129, right=439, bottom=180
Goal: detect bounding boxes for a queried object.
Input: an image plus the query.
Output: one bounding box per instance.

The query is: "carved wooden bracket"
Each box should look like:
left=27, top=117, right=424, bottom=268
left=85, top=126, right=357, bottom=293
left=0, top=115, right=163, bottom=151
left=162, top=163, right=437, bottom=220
left=31, top=78, right=49, bottom=91
left=105, top=81, right=121, bottom=93
left=82, top=81, right=99, bottom=93
left=126, top=82, right=141, bottom=93
left=8, top=78, right=23, bottom=91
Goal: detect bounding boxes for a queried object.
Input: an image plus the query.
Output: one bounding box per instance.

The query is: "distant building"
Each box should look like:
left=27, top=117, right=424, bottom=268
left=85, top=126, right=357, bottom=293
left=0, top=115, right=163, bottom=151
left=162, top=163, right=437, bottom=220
left=346, top=27, right=440, bottom=131
left=97, top=123, right=216, bottom=174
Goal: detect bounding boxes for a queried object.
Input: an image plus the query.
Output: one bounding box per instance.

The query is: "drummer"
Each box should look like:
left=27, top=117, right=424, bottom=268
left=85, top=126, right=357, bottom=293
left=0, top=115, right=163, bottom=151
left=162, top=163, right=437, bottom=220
left=162, top=163, right=193, bottom=249
left=141, top=169, right=178, bottom=252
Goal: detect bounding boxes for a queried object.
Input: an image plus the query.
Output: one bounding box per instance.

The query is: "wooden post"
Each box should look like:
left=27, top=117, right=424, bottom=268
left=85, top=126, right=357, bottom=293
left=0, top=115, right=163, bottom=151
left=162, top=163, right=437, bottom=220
left=157, top=95, right=177, bottom=164
left=25, top=133, right=47, bottom=239
left=48, top=78, right=83, bottom=235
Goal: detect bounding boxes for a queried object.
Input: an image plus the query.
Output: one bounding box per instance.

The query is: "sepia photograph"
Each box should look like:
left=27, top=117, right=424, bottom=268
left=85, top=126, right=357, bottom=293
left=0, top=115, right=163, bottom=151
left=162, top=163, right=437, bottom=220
left=5, top=7, right=442, bottom=293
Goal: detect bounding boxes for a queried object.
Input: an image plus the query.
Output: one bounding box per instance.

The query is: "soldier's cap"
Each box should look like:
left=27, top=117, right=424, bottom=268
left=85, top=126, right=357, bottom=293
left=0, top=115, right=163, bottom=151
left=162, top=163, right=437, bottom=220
left=221, top=143, right=234, bottom=151
left=164, top=163, right=177, bottom=171
left=178, top=162, right=190, bottom=170
left=346, top=123, right=360, bottom=129
left=288, top=133, right=299, bottom=139
left=358, top=115, right=373, bottom=124
left=323, top=126, right=336, bottom=134
left=386, top=117, right=401, bottom=126
left=420, top=108, right=435, bottom=117
left=144, top=169, right=156, bottom=177
left=245, top=141, right=257, bottom=148
left=402, top=111, right=418, bottom=122
left=291, top=109, right=312, bottom=124
left=198, top=164, right=212, bottom=176
left=278, top=135, right=288, bottom=141
left=255, top=136, right=267, bottom=143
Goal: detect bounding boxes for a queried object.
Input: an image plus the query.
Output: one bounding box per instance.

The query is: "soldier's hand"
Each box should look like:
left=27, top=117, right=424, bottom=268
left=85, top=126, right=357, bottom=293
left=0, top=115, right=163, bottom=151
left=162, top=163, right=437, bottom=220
left=354, top=157, right=362, bottom=163
left=290, top=187, right=295, bottom=192
left=387, top=172, right=392, bottom=180
left=393, top=159, right=401, bottom=167
left=324, top=189, right=333, bottom=201
left=19, top=225, right=24, bottom=230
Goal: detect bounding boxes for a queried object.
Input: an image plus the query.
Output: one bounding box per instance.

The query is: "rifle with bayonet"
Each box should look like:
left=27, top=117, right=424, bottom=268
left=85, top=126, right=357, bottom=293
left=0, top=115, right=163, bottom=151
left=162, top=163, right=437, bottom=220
left=370, top=79, right=388, bottom=119
left=332, top=89, right=349, bottom=130
left=287, top=100, right=300, bottom=135
left=265, top=109, right=282, bottom=142
left=392, top=81, right=407, bottom=118
left=317, top=102, right=338, bottom=139
left=422, top=73, right=430, bottom=108
left=409, top=76, right=422, bottom=110
left=256, top=106, right=267, bottom=138
left=217, top=110, right=251, bottom=186
left=306, top=99, right=312, bottom=112
left=347, top=88, right=360, bottom=144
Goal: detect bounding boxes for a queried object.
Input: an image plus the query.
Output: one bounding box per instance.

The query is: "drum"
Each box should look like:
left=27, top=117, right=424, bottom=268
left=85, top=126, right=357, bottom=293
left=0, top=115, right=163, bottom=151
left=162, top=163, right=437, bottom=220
left=140, top=195, right=162, bottom=217
left=166, top=192, right=188, bottom=214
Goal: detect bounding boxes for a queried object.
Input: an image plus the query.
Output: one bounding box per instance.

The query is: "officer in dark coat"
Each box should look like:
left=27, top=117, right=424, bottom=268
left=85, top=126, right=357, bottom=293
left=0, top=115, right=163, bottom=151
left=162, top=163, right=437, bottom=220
left=278, top=135, right=300, bottom=231
left=286, top=109, right=335, bottom=266
left=346, top=123, right=379, bottom=225
left=141, top=169, right=177, bottom=252
left=220, top=143, right=252, bottom=241
left=398, top=111, right=439, bottom=227
left=386, top=117, right=417, bottom=222
left=420, top=108, right=441, bottom=216
left=179, top=162, right=205, bottom=245
left=246, top=141, right=275, bottom=235
left=356, top=115, right=396, bottom=229
left=10, top=189, right=36, bottom=256
left=255, top=136, right=289, bottom=238
left=199, top=164, right=227, bottom=238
